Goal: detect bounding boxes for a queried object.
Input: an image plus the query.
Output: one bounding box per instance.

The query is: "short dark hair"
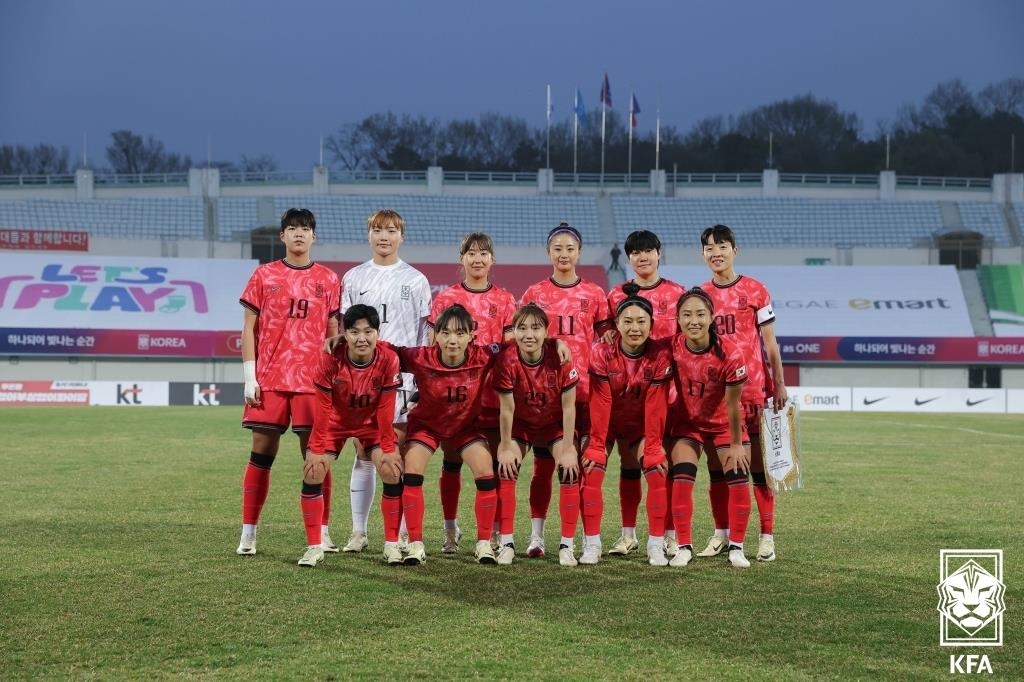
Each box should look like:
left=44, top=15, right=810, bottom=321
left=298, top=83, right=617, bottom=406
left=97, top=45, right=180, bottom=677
left=281, top=208, right=316, bottom=233
left=511, top=302, right=548, bottom=330
left=701, top=224, right=736, bottom=248
left=624, top=229, right=661, bottom=254
left=343, top=304, right=380, bottom=331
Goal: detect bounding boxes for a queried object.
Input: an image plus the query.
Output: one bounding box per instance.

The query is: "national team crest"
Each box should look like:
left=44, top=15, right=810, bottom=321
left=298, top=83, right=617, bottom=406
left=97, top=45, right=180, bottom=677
left=488, top=304, right=497, bottom=318
left=706, top=366, right=719, bottom=381
left=737, top=295, right=748, bottom=308
left=580, top=298, right=589, bottom=312
left=546, top=371, right=558, bottom=388
left=401, top=285, right=410, bottom=300
left=371, top=377, right=381, bottom=389
left=315, top=283, right=325, bottom=298
left=937, top=550, right=1005, bottom=646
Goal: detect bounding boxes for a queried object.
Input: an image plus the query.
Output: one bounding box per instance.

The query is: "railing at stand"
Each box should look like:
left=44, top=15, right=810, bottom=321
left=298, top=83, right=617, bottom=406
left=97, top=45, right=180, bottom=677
left=895, top=175, right=992, bottom=190
left=221, top=170, right=313, bottom=185
left=328, top=169, right=427, bottom=183
left=779, top=173, right=879, bottom=186
left=93, top=172, right=190, bottom=185
left=0, top=174, right=76, bottom=186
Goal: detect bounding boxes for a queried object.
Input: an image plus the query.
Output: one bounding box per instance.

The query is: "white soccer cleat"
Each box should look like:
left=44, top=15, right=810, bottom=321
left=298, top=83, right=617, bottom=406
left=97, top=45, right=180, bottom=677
left=236, top=533, right=257, bottom=556
left=382, top=542, right=404, bottom=565
left=320, top=529, right=339, bottom=553
left=496, top=543, right=516, bottom=566
left=608, top=535, right=639, bottom=556
left=579, top=543, right=602, bottom=565
left=442, top=527, right=462, bottom=554
left=696, top=534, right=728, bottom=557
left=403, top=541, right=426, bottom=566
left=757, top=536, right=776, bottom=562
left=558, top=545, right=578, bottom=567
left=669, top=545, right=693, bottom=567
left=526, top=535, right=546, bottom=558
left=728, top=545, right=751, bottom=569
left=664, top=536, right=679, bottom=558
left=342, top=531, right=368, bottom=553
left=297, top=545, right=325, bottom=567
left=647, top=540, right=668, bottom=567
left=475, top=539, right=497, bottom=564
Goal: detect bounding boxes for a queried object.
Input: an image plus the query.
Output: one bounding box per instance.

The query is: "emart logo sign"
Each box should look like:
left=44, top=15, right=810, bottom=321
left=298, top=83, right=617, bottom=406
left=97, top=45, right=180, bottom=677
left=937, top=550, right=1004, bottom=674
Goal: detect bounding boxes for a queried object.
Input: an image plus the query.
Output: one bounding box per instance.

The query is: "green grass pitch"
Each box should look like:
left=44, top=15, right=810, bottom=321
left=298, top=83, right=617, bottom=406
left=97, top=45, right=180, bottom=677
left=1, top=407, right=1021, bottom=680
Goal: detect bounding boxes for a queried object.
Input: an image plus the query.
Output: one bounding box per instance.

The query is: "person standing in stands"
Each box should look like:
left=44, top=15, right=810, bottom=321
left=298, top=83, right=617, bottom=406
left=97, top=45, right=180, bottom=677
left=236, top=208, right=341, bottom=557
left=520, top=222, right=613, bottom=558
left=427, top=233, right=517, bottom=555
left=696, top=224, right=787, bottom=563
left=604, top=229, right=686, bottom=558
left=340, top=209, right=432, bottom=553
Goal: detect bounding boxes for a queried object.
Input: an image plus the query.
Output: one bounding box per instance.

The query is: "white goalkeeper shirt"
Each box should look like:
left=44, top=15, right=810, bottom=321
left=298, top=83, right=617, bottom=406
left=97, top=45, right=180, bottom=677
left=342, top=259, right=431, bottom=392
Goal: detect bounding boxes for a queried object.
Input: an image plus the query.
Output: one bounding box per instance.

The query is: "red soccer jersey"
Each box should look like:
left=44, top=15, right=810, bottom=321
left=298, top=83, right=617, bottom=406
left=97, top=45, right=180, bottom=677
left=701, top=275, right=775, bottom=405
left=239, top=260, right=340, bottom=393
left=585, top=339, right=673, bottom=466
left=311, top=343, right=402, bottom=445
left=429, top=282, right=517, bottom=344
left=607, top=278, right=686, bottom=340
left=492, top=339, right=579, bottom=431
left=390, top=342, right=500, bottom=440
left=668, top=335, right=748, bottom=433
left=520, top=277, right=612, bottom=401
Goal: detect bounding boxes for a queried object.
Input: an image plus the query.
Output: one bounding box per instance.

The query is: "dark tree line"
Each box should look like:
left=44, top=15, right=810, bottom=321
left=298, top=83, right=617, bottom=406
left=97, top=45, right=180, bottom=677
left=3, top=78, right=1021, bottom=177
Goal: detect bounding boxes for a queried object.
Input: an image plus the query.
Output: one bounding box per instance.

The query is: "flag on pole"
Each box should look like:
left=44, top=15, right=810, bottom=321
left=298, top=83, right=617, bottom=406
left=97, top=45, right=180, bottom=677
left=574, top=88, right=587, bottom=126
left=547, top=84, right=553, bottom=123
left=630, top=93, right=640, bottom=128
left=600, top=73, right=612, bottom=108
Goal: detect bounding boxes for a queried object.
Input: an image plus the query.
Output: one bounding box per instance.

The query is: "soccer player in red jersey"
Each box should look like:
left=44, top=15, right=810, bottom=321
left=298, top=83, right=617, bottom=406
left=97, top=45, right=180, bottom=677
left=580, top=287, right=673, bottom=565
left=520, top=222, right=613, bottom=558
left=427, top=233, right=517, bottom=555
left=387, top=304, right=504, bottom=565
left=666, top=287, right=753, bottom=568
left=604, top=230, right=686, bottom=559
left=298, top=305, right=403, bottom=567
left=493, top=304, right=581, bottom=566
left=236, top=208, right=340, bottom=557
left=697, top=224, right=788, bottom=563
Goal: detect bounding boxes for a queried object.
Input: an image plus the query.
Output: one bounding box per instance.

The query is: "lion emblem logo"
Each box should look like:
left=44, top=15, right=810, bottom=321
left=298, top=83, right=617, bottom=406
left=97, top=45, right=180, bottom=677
left=937, top=557, right=1006, bottom=641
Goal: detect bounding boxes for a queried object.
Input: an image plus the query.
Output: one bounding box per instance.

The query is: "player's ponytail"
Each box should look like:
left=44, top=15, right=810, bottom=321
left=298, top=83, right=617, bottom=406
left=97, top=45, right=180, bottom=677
left=616, top=282, right=653, bottom=319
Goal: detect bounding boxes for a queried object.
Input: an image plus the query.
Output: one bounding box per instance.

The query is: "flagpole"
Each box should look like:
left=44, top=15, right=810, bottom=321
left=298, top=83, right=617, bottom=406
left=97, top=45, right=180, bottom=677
left=655, top=106, right=661, bottom=172
left=573, top=91, right=579, bottom=180
left=546, top=84, right=552, bottom=169
left=627, top=90, right=634, bottom=189
left=600, top=105, right=606, bottom=187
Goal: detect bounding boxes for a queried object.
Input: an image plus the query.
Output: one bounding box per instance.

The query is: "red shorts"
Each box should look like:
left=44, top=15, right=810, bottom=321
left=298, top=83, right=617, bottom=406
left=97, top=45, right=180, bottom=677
left=512, top=423, right=567, bottom=450
left=742, top=401, right=763, bottom=435
left=669, top=425, right=750, bottom=453
left=405, top=425, right=487, bottom=456
left=242, top=391, right=316, bottom=433
left=307, top=425, right=380, bottom=457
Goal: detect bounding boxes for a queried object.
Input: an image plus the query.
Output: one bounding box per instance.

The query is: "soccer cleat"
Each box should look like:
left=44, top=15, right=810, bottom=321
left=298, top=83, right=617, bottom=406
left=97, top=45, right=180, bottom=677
left=648, top=540, right=668, bottom=567
left=382, top=542, right=404, bottom=565
left=669, top=545, right=693, bottom=567
left=320, top=529, right=339, bottom=553
left=728, top=545, right=751, bottom=569
left=757, top=536, right=776, bottom=562
left=442, top=527, right=463, bottom=554
left=475, top=540, right=497, bottom=564
left=236, top=533, right=257, bottom=556
left=558, top=544, right=578, bottom=567
left=579, top=543, right=602, bottom=565
left=664, top=536, right=679, bottom=558
left=403, top=541, right=426, bottom=566
left=496, top=543, right=516, bottom=566
left=608, top=535, right=639, bottom=556
left=526, top=535, right=546, bottom=558
left=342, top=531, right=368, bottom=553
left=398, top=532, right=410, bottom=554
left=297, top=545, right=325, bottom=568
left=696, top=534, right=728, bottom=557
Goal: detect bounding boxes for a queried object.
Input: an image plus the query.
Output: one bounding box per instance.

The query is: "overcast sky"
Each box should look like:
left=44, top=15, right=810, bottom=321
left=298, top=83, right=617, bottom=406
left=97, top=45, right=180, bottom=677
left=1, top=0, right=1021, bottom=171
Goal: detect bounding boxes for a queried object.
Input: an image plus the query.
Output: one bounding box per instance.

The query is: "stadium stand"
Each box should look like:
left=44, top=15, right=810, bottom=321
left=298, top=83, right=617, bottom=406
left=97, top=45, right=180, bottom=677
left=0, top=198, right=205, bottom=240
left=611, top=197, right=1011, bottom=248
left=217, top=195, right=599, bottom=244
left=958, top=202, right=1012, bottom=246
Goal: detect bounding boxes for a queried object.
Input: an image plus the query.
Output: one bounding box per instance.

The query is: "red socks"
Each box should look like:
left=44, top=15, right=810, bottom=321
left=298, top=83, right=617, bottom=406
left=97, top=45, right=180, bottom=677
left=321, top=469, right=332, bottom=526
left=643, top=469, right=667, bottom=537
left=300, top=481, right=323, bottom=546
left=473, top=476, right=498, bottom=542
left=581, top=466, right=606, bottom=537
left=241, top=452, right=274, bottom=525
left=752, top=472, right=775, bottom=534
left=670, top=463, right=697, bottom=545
left=619, top=468, right=642, bottom=528
left=498, top=477, right=517, bottom=535
left=381, top=482, right=403, bottom=543
left=725, top=470, right=751, bottom=545
left=439, top=460, right=462, bottom=523
left=559, top=479, right=580, bottom=538
left=530, top=455, right=556, bottom=519
left=708, top=468, right=729, bottom=531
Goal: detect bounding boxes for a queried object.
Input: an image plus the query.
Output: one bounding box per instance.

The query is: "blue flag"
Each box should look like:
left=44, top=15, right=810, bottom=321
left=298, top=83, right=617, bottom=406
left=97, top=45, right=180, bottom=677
left=630, top=94, right=641, bottom=128
left=600, top=73, right=612, bottom=108
left=574, top=88, right=587, bottom=126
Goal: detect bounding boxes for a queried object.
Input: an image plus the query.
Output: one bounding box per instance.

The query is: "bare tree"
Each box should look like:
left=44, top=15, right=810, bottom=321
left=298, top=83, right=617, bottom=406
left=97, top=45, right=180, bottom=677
left=978, top=78, right=1024, bottom=117
left=105, top=130, right=192, bottom=174
left=0, top=144, right=71, bottom=175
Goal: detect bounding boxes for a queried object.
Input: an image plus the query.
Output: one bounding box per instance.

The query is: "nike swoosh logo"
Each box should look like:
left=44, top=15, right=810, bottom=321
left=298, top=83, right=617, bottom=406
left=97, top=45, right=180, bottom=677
left=862, top=397, right=886, bottom=405
left=914, top=397, right=940, bottom=406
left=359, top=290, right=370, bottom=296
left=966, top=397, right=992, bottom=407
